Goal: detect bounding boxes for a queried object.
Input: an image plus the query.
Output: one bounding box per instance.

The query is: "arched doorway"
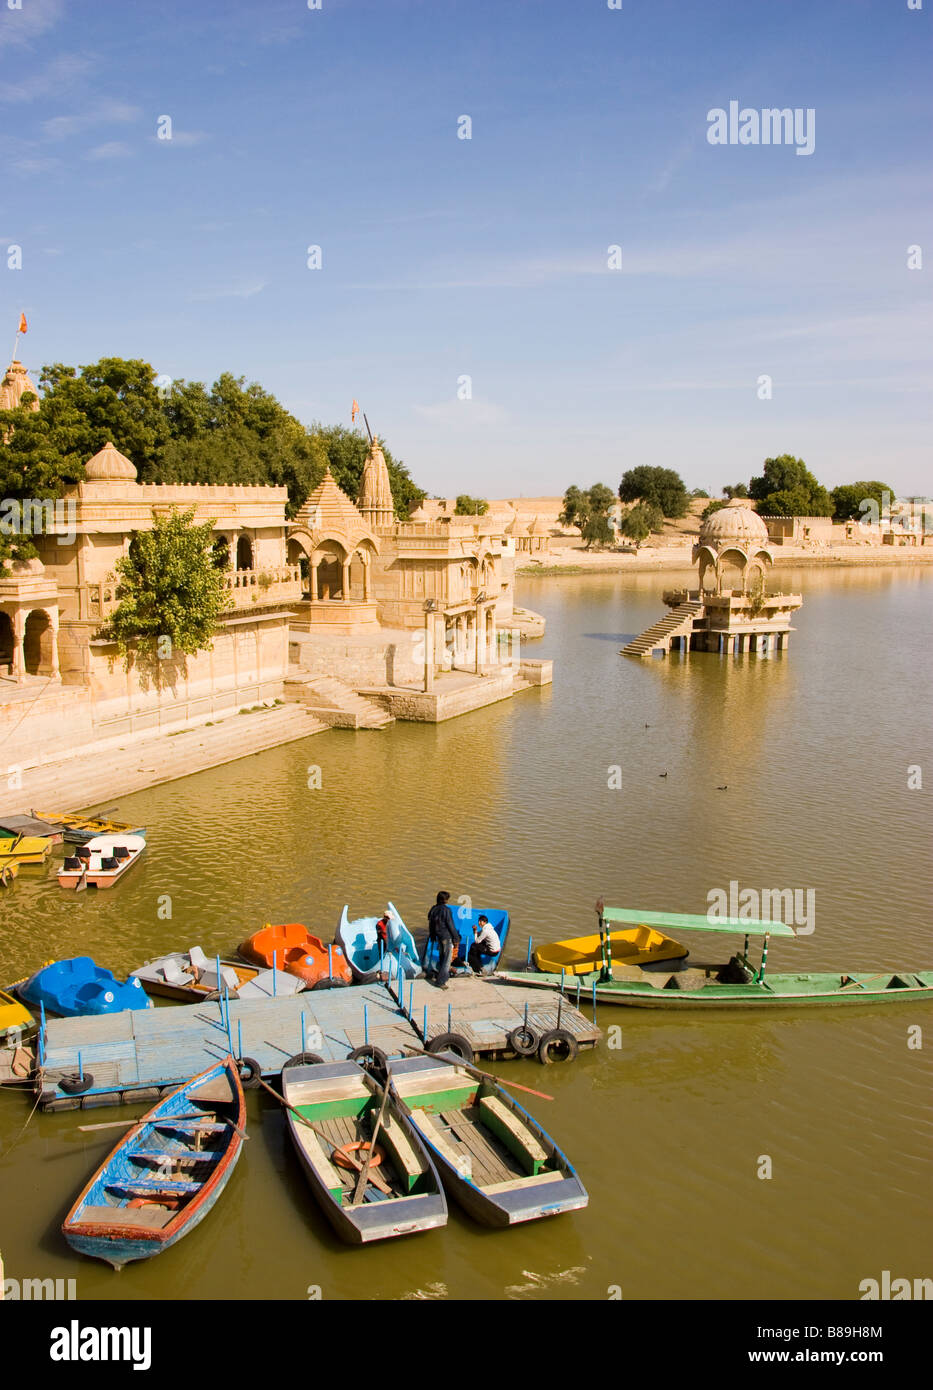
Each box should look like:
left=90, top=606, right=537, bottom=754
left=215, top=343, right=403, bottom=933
left=23, top=609, right=54, bottom=676
left=0, top=611, right=13, bottom=674
left=236, top=536, right=253, bottom=570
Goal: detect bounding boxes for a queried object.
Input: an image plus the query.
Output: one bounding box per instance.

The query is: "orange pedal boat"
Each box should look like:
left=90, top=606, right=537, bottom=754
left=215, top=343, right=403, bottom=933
left=238, top=922, right=353, bottom=989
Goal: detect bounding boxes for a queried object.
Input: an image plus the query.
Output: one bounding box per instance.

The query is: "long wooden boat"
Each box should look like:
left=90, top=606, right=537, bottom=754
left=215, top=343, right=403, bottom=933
left=0, top=814, right=64, bottom=845
left=389, top=1053, right=588, bottom=1227
left=131, top=947, right=307, bottom=1002
left=336, top=902, right=421, bottom=984
left=239, top=923, right=352, bottom=989
left=19, top=957, right=153, bottom=1018
left=423, top=907, right=510, bottom=978
left=58, top=833, right=146, bottom=889
left=497, top=906, right=933, bottom=1009
left=62, top=1057, right=245, bottom=1269
left=0, top=834, right=53, bottom=866
left=281, top=1059, right=447, bottom=1244
left=533, top=922, right=687, bottom=975
left=32, top=809, right=146, bottom=846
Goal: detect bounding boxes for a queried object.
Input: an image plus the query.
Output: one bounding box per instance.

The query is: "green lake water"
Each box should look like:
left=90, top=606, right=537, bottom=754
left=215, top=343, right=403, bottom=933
left=1, top=564, right=931, bottom=1300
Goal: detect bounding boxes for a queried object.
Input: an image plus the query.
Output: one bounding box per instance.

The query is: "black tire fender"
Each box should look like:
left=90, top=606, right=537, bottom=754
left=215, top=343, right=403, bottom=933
left=347, top=1044, right=389, bottom=1078
left=282, top=1052, right=325, bottom=1071
left=507, top=1025, right=540, bottom=1057
left=537, top=1028, right=579, bottom=1065
left=59, top=1071, right=94, bottom=1095
left=237, top=1056, right=262, bottom=1088
left=426, top=1032, right=474, bottom=1063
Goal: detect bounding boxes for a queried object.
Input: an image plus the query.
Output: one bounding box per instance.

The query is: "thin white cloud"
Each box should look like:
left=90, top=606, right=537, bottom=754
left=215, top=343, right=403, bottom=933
left=85, top=140, right=132, bottom=161
left=43, top=99, right=140, bottom=139
left=0, top=0, right=64, bottom=48
left=0, top=52, right=94, bottom=101
left=188, top=281, right=267, bottom=302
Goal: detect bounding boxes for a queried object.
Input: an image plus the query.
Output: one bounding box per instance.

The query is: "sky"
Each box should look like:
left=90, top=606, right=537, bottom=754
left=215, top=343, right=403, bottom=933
left=1, top=0, right=931, bottom=499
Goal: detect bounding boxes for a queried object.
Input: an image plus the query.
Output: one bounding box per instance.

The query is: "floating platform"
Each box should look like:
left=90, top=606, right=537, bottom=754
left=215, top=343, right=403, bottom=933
left=1, top=976, right=600, bottom=1111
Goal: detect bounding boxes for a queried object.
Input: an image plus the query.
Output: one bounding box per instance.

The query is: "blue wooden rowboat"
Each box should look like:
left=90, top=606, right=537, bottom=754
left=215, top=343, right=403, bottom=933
left=423, top=906, right=510, bottom=977
left=19, top=957, right=152, bottom=1018
left=336, top=902, right=422, bottom=983
left=62, top=1057, right=246, bottom=1269
left=389, top=1052, right=588, bottom=1227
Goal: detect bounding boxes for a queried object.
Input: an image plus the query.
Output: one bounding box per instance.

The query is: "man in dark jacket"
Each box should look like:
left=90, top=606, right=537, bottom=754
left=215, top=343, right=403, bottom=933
left=427, top=891, right=458, bottom=990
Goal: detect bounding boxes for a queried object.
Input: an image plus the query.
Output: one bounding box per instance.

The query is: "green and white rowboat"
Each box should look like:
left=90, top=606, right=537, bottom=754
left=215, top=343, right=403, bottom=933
left=497, top=907, right=933, bottom=1009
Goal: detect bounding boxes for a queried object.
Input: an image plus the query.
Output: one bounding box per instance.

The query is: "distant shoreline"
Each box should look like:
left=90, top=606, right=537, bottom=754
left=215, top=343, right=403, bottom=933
left=517, top=546, right=933, bottom=579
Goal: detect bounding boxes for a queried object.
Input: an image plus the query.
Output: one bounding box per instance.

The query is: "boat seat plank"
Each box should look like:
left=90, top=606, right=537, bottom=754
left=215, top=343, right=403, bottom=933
left=156, top=1120, right=228, bottom=1133
left=409, top=1108, right=465, bottom=1171
left=478, top=1095, right=548, bottom=1174
left=376, top=1112, right=423, bottom=1191
left=128, top=1149, right=223, bottom=1167
left=482, top=1170, right=563, bottom=1195
left=107, top=1177, right=202, bottom=1196
left=74, top=1204, right=177, bottom=1231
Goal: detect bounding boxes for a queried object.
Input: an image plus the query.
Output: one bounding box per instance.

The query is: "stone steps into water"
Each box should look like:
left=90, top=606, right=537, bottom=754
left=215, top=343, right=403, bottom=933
left=621, top=601, right=704, bottom=657
left=285, top=674, right=395, bottom=729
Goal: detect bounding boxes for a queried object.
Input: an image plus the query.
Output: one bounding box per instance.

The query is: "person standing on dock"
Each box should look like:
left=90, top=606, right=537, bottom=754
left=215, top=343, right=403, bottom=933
left=428, top=891, right=457, bottom=990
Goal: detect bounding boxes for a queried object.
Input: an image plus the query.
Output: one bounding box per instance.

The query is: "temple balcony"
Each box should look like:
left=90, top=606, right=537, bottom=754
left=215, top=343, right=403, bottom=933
left=221, top=565, right=303, bottom=610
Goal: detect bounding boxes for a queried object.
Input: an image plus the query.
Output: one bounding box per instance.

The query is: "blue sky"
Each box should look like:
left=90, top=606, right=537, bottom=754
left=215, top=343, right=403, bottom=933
left=2, top=0, right=931, bottom=498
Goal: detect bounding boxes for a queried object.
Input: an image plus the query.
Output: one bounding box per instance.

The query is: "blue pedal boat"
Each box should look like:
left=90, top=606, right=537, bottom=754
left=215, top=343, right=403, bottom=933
left=19, top=956, right=152, bottom=1018
left=423, top=907, right=510, bottom=977
left=336, top=902, right=422, bottom=983
left=62, top=1056, right=246, bottom=1269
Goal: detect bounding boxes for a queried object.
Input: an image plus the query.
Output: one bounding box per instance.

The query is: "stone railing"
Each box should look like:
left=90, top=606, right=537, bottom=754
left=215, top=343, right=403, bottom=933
left=221, top=565, right=302, bottom=609
left=86, top=581, right=121, bottom=619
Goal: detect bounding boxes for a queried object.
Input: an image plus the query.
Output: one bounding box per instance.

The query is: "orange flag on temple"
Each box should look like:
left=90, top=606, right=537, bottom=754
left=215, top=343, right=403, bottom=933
left=351, top=399, right=359, bottom=423
left=18, top=313, right=27, bottom=334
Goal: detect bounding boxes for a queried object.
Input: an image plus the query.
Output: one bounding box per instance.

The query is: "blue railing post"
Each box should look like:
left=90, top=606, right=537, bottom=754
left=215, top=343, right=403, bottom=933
left=272, top=950, right=277, bottom=996
left=78, top=1050, right=83, bottom=1081
left=39, top=1001, right=46, bottom=1065
left=423, top=1005, right=428, bottom=1040
left=301, top=1012, right=306, bottom=1053
left=592, top=979, right=597, bottom=1020
left=447, top=1003, right=452, bottom=1032
left=237, top=1019, right=243, bottom=1060
left=216, top=955, right=223, bottom=1019
left=526, top=936, right=532, bottom=966
left=328, top=945, right=333, bottom=980
left=576, top=977, right=581, bottom=1009
left=363, top=1004, right=369, bottom=1045
left=408, top=979, right=414, bottom=1017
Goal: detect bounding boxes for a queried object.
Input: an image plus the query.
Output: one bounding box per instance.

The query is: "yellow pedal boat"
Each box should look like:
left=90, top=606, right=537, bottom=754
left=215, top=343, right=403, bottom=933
left=0, top=988, right=35, bottom=1042
left=0, top=835, right=53, bottom=866
left=534, top=923, right=688, bottom=975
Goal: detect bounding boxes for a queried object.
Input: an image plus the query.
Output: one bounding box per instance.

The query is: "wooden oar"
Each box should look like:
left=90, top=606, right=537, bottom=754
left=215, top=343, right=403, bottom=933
left=351, top=1080, right=390, bottom=1206
left=257, top=1076, right=390, bottom=1194
left=405, top=1045, right=554, bottom=1101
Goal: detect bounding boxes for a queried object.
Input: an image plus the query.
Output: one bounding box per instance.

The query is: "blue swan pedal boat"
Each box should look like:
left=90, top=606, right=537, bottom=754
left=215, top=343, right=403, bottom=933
left=19, top=956, right=152, bottom=1018
left=62, top=1057, right=246, bottom=1268
left=423, top=906, right=510, bottom=977
left=336, top=902, right=422, bottom=983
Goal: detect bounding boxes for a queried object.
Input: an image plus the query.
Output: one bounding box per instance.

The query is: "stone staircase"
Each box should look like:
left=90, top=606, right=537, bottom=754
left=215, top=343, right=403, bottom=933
left=620, top=600, right=705, bottom=658
left=287, top=675, right=395, bottom=729
left=0, top=704, right=330, bottom=818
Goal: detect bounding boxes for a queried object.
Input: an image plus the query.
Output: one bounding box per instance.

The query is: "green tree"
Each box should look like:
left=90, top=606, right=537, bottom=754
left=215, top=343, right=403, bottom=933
left=723, top=483, right=749, bottom=499
left=701, top=499, right=729, bottom=521
left=558, top=485, right=587, bottom=530
left=619, top=466, right=689, bottom=519
left=454, top=494, right=489, bottom=515
left=749, top=455, right=832, bottom=516
left=311, top=424, right=425, bottom=519
left=830, top=480, right=894, bottom=521
left=102, top=508, right=228, bottom=668
left=618, top=502, right=663, bottom=547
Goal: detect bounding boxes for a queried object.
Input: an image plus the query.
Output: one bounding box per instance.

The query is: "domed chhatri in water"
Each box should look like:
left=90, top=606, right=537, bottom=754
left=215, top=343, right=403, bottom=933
left=621, top=499, right=803, bottom=659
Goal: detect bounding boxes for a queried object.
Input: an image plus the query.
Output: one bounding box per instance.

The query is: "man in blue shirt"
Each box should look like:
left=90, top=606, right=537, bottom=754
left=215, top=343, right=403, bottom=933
left=427, top=891, right=458, bottom=990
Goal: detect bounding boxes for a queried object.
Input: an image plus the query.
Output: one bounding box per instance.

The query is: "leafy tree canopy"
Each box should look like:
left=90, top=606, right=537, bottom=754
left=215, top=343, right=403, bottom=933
left=559, top=483, right=616, bottom=547
left=701, top=499, right=728, bottom=520
left=619, top=466, right=689, bottom=519
left=748, top=455, right=832, bottom=516
left=102, top=508, right=228, bottom=666
left=830, top=480, right=894, bottom=522
left=618, top=502, right=663, bottom=546
left=0, top=358, right=426, bottom=526
left=723, top=483, right=749, bottom=499
left=454, top=494, right=489, bottom=515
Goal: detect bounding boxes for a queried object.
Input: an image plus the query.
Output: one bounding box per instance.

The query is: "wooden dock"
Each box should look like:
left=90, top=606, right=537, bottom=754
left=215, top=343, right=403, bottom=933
left=2, top=976, right=600, bottom=1110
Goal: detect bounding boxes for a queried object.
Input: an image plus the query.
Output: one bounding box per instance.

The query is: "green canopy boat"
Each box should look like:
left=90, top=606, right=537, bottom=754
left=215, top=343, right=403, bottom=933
left=497, top=906, right=933, bottom=1009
